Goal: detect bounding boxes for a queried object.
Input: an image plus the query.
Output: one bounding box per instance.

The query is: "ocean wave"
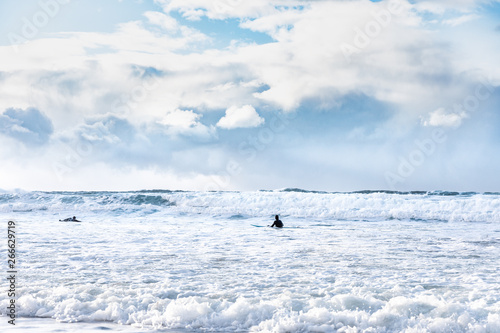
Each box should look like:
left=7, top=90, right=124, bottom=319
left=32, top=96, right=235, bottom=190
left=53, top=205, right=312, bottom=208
left=279, top=188, right=484, bottom=197
left=95, top=194, right=175, bottom=207
left=0, top=190, right=498, bottom=222
left=278, top=188, right=329, bottom=194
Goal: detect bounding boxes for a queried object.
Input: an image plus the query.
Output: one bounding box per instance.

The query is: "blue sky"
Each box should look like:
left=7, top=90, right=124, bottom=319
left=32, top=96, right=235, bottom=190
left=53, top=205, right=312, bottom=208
left=0, top=0, right=499, bottom=191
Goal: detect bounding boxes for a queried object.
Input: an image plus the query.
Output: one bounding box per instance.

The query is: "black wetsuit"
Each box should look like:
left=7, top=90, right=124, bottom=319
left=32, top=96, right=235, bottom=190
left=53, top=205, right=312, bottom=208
left=61, top=217, right=80, bottom=222
left=271, top=219, right=283, bottom=228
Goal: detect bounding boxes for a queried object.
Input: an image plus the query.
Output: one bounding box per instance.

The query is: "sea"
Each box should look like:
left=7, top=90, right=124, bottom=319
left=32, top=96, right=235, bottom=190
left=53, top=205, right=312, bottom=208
left=0, top=189, right=498, bottom=332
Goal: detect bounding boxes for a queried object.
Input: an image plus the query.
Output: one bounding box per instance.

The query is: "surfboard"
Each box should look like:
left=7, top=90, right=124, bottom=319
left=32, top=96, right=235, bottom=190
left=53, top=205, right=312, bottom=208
left=251, top=224, right=297, bottom=229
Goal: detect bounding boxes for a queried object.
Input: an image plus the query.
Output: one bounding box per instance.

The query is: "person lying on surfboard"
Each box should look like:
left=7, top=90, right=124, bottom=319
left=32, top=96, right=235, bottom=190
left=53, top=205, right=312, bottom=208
left=270, top=215, right=283, bottom=228
left=60, top=216, right=81, bottom=222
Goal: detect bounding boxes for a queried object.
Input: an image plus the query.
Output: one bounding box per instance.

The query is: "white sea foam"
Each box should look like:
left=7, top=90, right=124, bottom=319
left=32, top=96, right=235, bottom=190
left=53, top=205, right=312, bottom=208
left=0, top=190, right=499, bottom=332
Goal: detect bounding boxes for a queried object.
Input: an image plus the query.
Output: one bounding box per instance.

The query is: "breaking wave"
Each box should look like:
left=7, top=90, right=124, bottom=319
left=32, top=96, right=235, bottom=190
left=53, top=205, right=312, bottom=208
left=0, top=189, right=498, bottom=222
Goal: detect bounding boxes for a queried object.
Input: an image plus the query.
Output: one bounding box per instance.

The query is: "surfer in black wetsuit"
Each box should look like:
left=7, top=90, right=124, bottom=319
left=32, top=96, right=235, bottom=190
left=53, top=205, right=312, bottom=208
left=60, top=216, right=81, bottom=222
left=270, top=215, right=283, bottom=228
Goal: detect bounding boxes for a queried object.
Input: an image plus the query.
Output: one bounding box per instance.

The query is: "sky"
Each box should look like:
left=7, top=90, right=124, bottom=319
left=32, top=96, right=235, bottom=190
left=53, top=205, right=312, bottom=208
left=0, top=0, right=499, bottom=192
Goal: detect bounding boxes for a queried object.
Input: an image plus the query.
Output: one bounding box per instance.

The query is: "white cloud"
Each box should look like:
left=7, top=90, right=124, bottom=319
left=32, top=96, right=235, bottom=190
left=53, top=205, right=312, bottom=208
left=422, top=108, right=468, bottom=128
left=77, top=115, right=136, bottom=144
left=0, top=1, right=489, bottom=119
left=144, top=11, right=180, bottom=31
left=443, top=14, right=479, bottom=26
left=155, top=0, right=302, bottom=20
left=415, top=0, right=500, bottom=14
left=0, top=107, right=54, bottom=145
left=232, top=0, right=452, bottom=111
left=158, top=109, right=201, bottom=128
left=217, top=105, right=264, bottom=129
left=158, top=109, right=215, bottom=138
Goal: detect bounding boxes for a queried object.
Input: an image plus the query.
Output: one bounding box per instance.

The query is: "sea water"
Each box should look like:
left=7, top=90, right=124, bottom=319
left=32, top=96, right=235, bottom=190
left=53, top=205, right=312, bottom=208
left=0, top=189, right=499, bottom=332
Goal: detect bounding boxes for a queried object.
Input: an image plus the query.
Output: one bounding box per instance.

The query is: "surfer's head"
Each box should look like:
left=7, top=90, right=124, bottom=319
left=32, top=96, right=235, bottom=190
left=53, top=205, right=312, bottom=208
left=275, top=215, right=279, bottom=220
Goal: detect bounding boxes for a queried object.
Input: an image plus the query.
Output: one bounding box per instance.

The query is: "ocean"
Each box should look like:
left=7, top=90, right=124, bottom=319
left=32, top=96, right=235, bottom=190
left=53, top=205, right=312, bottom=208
left=0, top=189, right=499, bottom=332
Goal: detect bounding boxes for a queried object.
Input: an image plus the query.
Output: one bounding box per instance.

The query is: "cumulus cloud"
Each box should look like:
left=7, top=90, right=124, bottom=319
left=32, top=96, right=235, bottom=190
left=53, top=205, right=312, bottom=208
left=0, top=107, right=53, bottom=145
left=217, top=105, right=265, bottom=129
left=422, top=108, right=468, bottom=128
left=158, top=109, right=201, bottom=128
left=77, top=115, right=136, bottom=144
left=157, top=109, right=215, bottom=138
left=234, top=0, right=455, bottom=111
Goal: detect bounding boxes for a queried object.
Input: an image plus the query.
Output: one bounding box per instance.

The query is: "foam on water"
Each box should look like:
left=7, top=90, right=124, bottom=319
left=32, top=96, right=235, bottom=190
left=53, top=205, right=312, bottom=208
left=0, top=190, right=499, bottom=332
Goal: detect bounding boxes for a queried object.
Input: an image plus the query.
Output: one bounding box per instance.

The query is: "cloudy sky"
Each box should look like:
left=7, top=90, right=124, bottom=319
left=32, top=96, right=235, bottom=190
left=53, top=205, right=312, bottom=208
left=0, top=0, right=499, bottom=192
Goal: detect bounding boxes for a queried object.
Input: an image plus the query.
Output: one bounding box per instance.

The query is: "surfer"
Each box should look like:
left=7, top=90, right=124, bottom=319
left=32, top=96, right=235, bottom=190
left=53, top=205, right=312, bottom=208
left=270, top=215, right=283, bottom=228
left=60, top=216, right=81, bottom=222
